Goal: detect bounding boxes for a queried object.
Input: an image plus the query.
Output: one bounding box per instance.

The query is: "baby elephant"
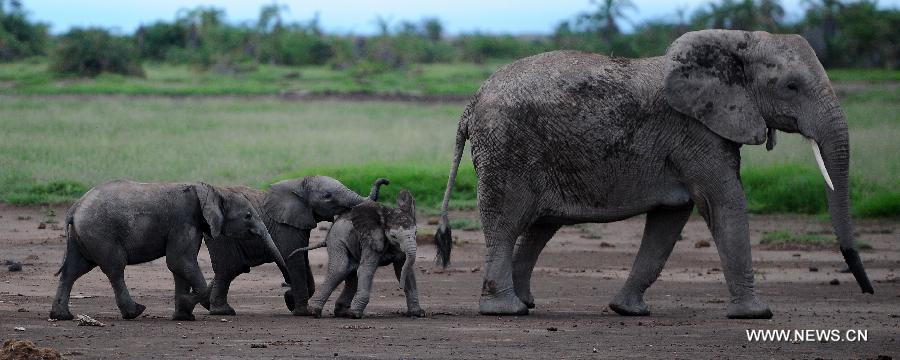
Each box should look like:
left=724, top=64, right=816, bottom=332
left=289, top=189, right=423, bottom=319
left=50, top=179, right=288, bottom=321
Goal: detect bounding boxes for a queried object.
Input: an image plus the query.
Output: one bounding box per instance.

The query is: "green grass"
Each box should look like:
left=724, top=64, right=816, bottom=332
left=0, top=71, right=896, bottom=216
left=0, top=60, right=503, bottom=96
left=826, top=68, right=900, bottom=82
left=760, top=230, right=873, bottom=250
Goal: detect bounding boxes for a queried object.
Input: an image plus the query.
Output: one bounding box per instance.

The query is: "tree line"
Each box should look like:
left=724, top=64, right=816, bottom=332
left=0, top=0, right=896, bottom=77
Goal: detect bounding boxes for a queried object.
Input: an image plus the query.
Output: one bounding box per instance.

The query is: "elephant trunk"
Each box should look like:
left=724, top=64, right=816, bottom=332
left=255, top=222, right=290, bottom=283
left=367, top=178, right=391, bottom=201
left=398, top=229, right=418, bottom=290
left=805, top=105, right=873, bottom=294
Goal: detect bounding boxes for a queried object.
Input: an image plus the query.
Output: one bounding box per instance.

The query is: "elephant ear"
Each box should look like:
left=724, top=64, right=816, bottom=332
left=663, top=30, right=767, bottom=145
left=396, top=189, right=416, bottom=222
left=350, top=202, right=386, bottom=253
left=195, top=182, right=224, bottom=238
left=262, top=180, right=317, bottom=230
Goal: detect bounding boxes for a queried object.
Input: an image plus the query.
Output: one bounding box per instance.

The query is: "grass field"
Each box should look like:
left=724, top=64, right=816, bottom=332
left=0, top=60, right=501, bottom=96
left=1, top=60, right=897, bottom=96
left=0, top=65, right=897, bottom=216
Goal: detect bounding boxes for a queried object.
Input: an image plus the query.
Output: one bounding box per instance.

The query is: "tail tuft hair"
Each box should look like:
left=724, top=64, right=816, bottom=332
left=434, top=220, right=452, bottom=268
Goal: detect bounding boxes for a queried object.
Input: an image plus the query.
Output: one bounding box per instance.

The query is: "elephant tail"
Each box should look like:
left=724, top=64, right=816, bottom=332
left=286, top=240, right=327, bottom=259
left=434, top=101, right=471, bottom=268
left=54, top=207, right=78, bottom=276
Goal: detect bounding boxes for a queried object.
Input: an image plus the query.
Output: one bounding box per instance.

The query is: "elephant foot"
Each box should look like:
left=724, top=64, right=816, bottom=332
left=284, top=292, right=295, bottom=312
left=347, top=309, right=364, bottom=319
left=171, top=312, right=196, bottom=321
left=609, top=293, right=650, bottom=316
left=292, top=305, right=313, bottom=317
left=120, top=303, right=146, bottom=320
left=515, top=289, right=536, bottom=309
left=311, top=306, right=323, bottom=318
left=726, top=296, right=773, bottom=319
left=479, top=292, right=528, bottom=316
left=405, top=308, right=426, bottom=318
left=49, top=307, right=74, bottom=321
left=334, top=304, right=350, bottom=318
left=209, top=304, right=237, bottom=316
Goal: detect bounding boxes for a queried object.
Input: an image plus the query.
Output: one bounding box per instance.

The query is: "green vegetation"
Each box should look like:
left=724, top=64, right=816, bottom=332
left=760, top=230, right=873, bottom=250
left=449, top=217, right=483, bottom=231
left=50, top=28, right=144, bottom=77
left=0, top=60, right=498, bottom=96
left=1, top=82, right=896, bottom=216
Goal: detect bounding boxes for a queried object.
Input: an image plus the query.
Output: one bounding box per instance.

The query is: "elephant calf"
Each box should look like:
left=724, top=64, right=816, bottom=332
left=49, top=180, right=288, bottom=321
left=289, top=189, right=423, bottom=319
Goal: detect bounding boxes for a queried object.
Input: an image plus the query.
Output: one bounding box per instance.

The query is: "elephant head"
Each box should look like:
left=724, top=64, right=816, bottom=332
left=262, top=176, right=383, bottom=230
left=662, top=30, right=873, bottom=293
left=196, top=183, right=289, bottom=274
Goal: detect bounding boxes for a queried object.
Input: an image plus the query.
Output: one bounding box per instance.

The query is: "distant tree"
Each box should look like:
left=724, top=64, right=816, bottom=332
left=422, top=17, right=443, bottom=42
left=577, top=0, right=637, bottom=43
left=51, top=27, right=144, bottom=77
left=0, top=0, right=48, bottom=61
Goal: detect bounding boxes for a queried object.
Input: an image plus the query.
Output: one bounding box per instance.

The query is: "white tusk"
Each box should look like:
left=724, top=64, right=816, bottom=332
left=809, top=139, right=835, bottom=191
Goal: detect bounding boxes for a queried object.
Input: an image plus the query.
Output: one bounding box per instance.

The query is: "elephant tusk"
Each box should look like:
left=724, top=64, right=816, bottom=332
left=809, top=139, right=835, bottom=191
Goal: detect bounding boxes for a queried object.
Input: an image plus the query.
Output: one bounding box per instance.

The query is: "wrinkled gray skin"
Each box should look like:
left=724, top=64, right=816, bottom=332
left=290, top=189, right=423, bottom=319
left=434, top=30, right=873, bottom=319
left=49, top=180, right=287, bottom=321
left=207, top=176, right=389, bottom=316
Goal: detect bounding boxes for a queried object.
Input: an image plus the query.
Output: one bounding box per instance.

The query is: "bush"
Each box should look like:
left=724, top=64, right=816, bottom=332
left=50, top=28, right=144, bottom=77
left=0, top=4, right=49, bottom=61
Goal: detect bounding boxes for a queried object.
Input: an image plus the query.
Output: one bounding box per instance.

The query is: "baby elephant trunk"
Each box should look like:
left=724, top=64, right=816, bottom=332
left=398, top=228, right=418, bottom=290
left=253, top=222, right=290, bottom=281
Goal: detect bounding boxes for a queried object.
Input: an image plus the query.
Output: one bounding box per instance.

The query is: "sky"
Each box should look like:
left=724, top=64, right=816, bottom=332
left=20, top=0, right=900, bottom=35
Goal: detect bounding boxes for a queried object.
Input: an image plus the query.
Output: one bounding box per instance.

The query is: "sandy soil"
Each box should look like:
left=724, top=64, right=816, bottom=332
left=1, top=204, right=898, bottom=359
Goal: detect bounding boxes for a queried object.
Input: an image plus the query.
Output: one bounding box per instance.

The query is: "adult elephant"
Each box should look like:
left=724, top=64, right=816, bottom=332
left=205, top=176, right=388, bottom=316
left=433, top=30, right=873, bottom=319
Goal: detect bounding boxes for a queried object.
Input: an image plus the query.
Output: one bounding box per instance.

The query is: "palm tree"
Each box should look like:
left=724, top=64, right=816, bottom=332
left=578, top=0, right=637, bottom=43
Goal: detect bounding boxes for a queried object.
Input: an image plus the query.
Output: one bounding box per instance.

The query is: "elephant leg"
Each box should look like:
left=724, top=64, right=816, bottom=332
left=49, top=250, right=95, bottom=320
left=284, top=251, right=314, bottom=316
left=348, top=260, right=380, bottom=319
left=333, top=272, right=357, bottom=318
left=170, top=274, right=196, bottom=321
left=695, top=187, right=772, bottom=319
left=394, top=261, right=425, bottom=317
left=209, top=271, right=239, bottom=316
left=310, top=265, right=353, bottom=318
left=99, top=262, right=145, bottom=320
left=478, top=211, right=530, bottom=316
left=610, top=206, right=692, bottom=316
left=512, top=223, right=561, bottom=309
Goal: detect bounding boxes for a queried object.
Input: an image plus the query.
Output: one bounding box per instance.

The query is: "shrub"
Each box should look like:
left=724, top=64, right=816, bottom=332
left=50, top=27, right=144, bottom=77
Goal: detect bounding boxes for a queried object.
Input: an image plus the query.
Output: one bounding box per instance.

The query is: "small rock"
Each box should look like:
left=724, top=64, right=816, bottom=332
left=809, top=267, right=818, bottom=272
left=26, top=255, right=39, bottom=260
left=829, top=279, right=840, bottom=285
left=220, top=318, right=230, bottom=322
left=74, top=314, right=106, bottom=327
left=599, top=242, right=615, bottom=248
left=470, top=267, right=480, bottom=273
left=694, top=240, right=710, bottom=248
left=14, top=327, right=25, bottom=331
left=8, top=263, right=22, bottom=272
left=17, top=308, right=27, bottom=312
left=250, top=343, right=267, bottom=348
left=593, top=348, right=598, bottom=353
left=37, top=222, right=46, bottom=229
left=546, top=327, right=558, bottom=331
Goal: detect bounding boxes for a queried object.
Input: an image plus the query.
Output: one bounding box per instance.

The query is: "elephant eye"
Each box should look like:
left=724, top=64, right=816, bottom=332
left=323, top=192, right=332, bottom=199
left=244, top=211, right=252, bottom=220
left=786, top=82, right=798, bottom=91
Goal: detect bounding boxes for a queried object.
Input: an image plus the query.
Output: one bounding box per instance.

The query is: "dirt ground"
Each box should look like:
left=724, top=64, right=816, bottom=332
left=1, top=204, right=897, bottom=359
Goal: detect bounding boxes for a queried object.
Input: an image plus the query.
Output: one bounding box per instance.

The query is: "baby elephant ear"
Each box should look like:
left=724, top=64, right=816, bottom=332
left=663, top=30, right=767, bottom=145
left=350, top=202, right=386, bottom=252
left=396, top=189, right=416, bottom=218
left=263, top=180, right=317, bottom=230
left=195, top=182, right=224, bottom=238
